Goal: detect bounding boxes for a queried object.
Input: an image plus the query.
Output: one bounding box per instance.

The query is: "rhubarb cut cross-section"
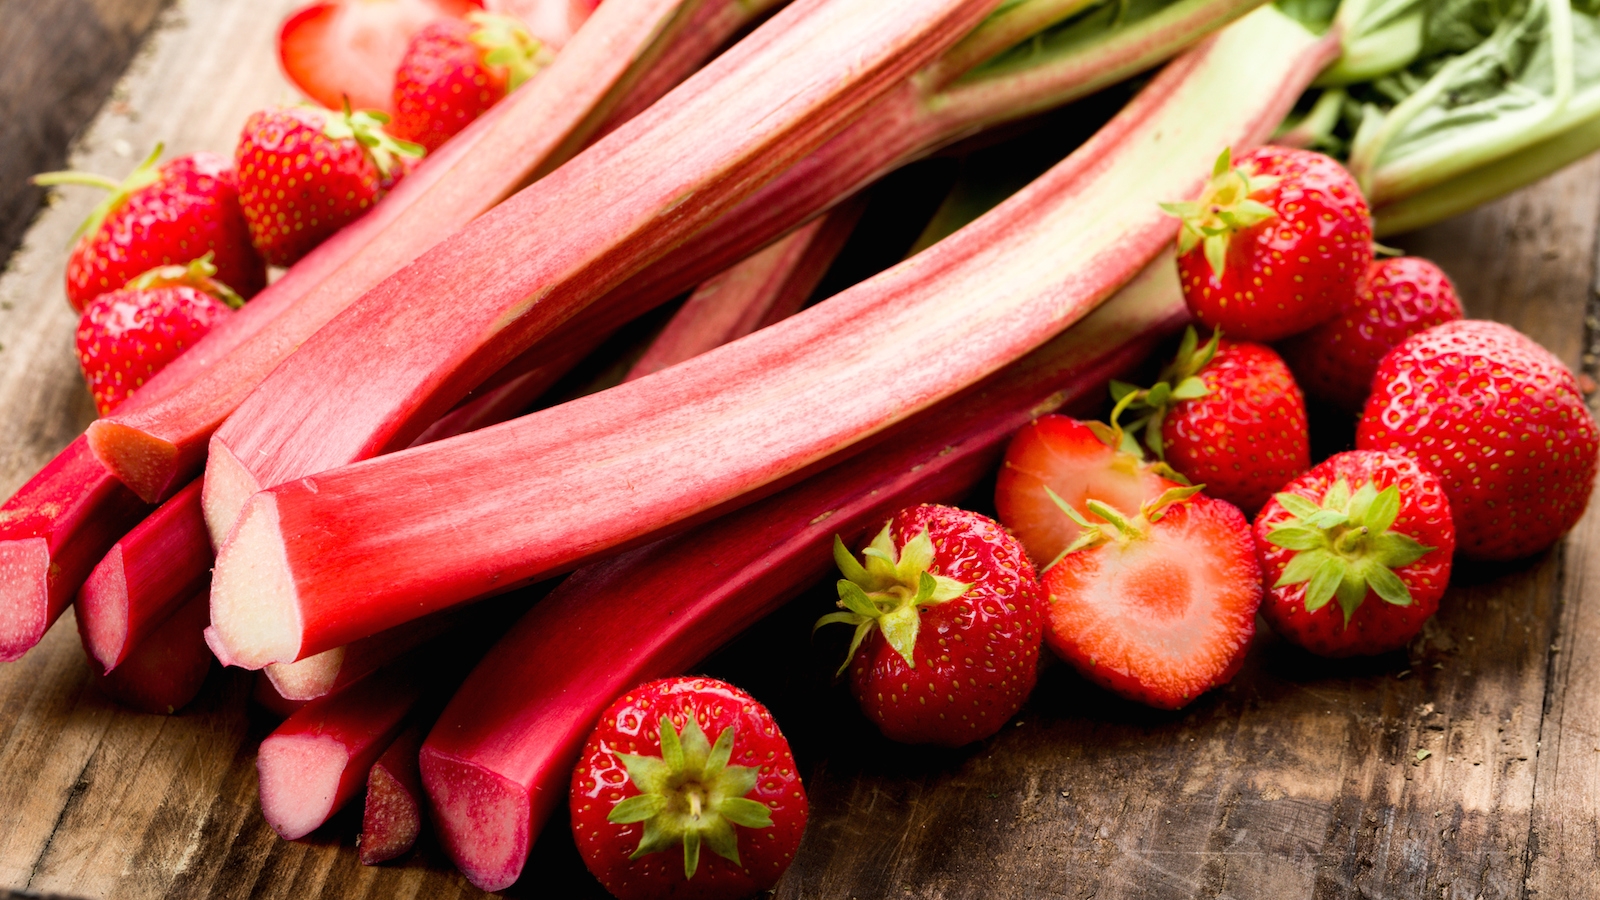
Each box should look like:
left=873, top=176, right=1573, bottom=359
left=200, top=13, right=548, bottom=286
left=201, top=0, right=1003, bottom=547
left=209, top=8, right=1338, bottom=669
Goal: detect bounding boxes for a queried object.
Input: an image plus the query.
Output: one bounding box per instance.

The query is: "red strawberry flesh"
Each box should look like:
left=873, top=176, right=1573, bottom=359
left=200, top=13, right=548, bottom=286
left=278, top=0, right=483, bottom=113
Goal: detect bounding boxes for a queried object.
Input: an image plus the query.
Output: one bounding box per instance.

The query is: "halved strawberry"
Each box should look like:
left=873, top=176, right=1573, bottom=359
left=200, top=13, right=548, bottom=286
left=1042, top=488, right=1262, bottom=710
left=278, top=0, right=483, bottom=114
left=995, top=415, right=1183, bottom=569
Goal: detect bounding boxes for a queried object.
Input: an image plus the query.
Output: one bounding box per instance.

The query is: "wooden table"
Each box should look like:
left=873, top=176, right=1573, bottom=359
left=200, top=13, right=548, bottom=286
left=4, top=1, right=1600, bottom=897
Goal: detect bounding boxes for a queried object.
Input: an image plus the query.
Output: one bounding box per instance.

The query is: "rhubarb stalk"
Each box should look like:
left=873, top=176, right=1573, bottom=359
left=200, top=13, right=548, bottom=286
left=358, top=723, right=428, bottom=865
left=201, top=0, right=1002, bottom=550
left=209, top=8, right=1337, bottom=669
left=420, top=253, right=1188, bottom=891
left=92, top=588, right=212, bottom=715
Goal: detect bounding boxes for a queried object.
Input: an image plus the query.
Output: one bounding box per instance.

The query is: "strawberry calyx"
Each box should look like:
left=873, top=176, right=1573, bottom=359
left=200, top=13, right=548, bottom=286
left=1264, top=478, right=1433, bottom=625
left=1159, top=147, right=1279, bottom=278
left=1106, top=325, right=1218, bottom=460
left=322, top=102, right=425, bottom=179
left=32, top=144, right=165, bottom=241
left=467, top=11, right=552, bottom=91
left=607, top=717, right=773, bottom=880
left=1044, top=484, right=1205, bottom=568
left=815, top=523, right=972, bottom=674
left=123, top=252, right=245, bottom=309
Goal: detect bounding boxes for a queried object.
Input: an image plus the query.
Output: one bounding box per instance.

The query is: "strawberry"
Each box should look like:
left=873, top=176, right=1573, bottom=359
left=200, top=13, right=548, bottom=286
left=277, top=0, right=484, bottom=114
left=1041, top=486, right=1261, bottom=710
left=1110, top=327, right=1309, bottom=515
left=391, top=12, right=551, bottom=152
left=1281, top=256, right=1464, bottom=411
left=994, top=414, right=1184, bottom=568
left=75, top=255, right=243, bottom=416
left=817, top=505, right=1046, bottom=746
left=1254, top=450, right=1454, bottom=657
left=569, top=676, right=806, bottom=900
left=1162, top=146, right=1372, bottom=341
left=34, top=147, right=265, bottom=313
left=1356, top=320, right=1600, bottom=560
left=235, top=104, right=423, bottom=266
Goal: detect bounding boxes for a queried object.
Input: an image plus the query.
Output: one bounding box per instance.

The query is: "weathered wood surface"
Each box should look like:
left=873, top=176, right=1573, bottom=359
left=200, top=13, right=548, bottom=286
left=3, top=0, right=1600, bottom=897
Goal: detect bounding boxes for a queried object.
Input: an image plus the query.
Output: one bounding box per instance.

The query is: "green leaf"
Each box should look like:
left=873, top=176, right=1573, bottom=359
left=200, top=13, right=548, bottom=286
left=833, top=534, right=869, bottom=585
left=705, top=723, right=734, bottom=775
left=1347, top=481, right=1380, bottom=523
left=927, top=573, right=972, bottom=604
left=683, top=829, right=702, bottom=879
left=608, top=793, right=667, bottom=824
left=658, top=718, right=685, bottom=771
left=1145, top=381, right=1172, bottom=407
left=1304, top=556, right=1348, bottom=612
left=701, top=816, right=740, bottom=867
left=1044, top=486, right=1093, bottom=528
left=1367, top=563, right=1416, bottom=606
left=896, top=529, right=936, bottom=582
left=835, top=620, right=875, bottom=677
left=1085, top=499, right=1134, bottom=534
left=1366, top=485, right=1402, bottom=534
left=619, top=753, right=673, bottom=795
left=1109, top=380, right=1139, bottom=401
left=1336, top=565, right=1370, bottom=623
left=812, top=610, right=864, bottom=634
left=1322, top=478, right=1352, bottom=511
left=1203, top=232, right=1229, bottom=279
left=1275, top=548, right=1330, bottom=586
left=632, top=816, right=679, bottom=859
left=836, top=581, right=880, bottom=619
left=1304, top=509, right=1351, bottom=530
left=719, top=796, right=774, bottom=829
left=1372, top=531, right=1433, bottom=568
left=1171, top=376, right=1209, bottom=400
left=1212, top=146, right=1233, bottom=177
left=1266, top=525, right=1328, bottom=551
left=879, top=605, right=921, bottom=669
left=719, top=764, right=758, bottom=801
left=1175, top=325, right=1199, bottom=364
left=1275, top=492, right=1324, bottom=521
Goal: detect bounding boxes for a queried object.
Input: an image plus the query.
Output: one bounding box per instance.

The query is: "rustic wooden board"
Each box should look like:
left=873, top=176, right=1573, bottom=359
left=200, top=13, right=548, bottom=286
left=3, top=0, right=1600, bottom=898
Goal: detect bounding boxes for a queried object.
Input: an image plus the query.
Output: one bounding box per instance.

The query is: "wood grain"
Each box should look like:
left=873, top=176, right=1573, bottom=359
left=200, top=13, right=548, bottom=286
left=2, top=0, right=1600, bottom=897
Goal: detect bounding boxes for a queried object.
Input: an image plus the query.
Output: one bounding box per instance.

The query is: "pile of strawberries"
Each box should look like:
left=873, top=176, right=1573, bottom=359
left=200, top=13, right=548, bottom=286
left=37, top=3, right=546, bottom=417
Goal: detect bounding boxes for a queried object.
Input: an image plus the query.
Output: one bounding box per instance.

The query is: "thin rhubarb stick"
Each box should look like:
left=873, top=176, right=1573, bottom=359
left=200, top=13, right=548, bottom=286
left=200, top=0, right=1002, bottom=551
left=77, top=480, right=209, bottom=673
left=263, top=610, right=460, bottom=702
left=420, top=253, right=1188, bottom=891
left=624, top=198, right=861, bottom=381
left=0, top=438, right=152, bottom=661
left=359, top=723, right=427, bottom=865
left=210, top=8, right=1337, bottom=670
left=258, top=663, right=426, bottom=840
left=254, top=673, right=307, bottom=718
left=92, top=588, right=212, bottom=715
left=88, top=0, right=714, bottom=507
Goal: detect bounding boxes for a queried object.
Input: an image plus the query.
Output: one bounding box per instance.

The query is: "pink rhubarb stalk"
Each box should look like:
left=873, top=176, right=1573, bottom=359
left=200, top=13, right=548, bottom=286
left=87, top=0, right=717, bottom=508
left=421, top=254, right=1188, bottom=891
left=199, top=0, right=1003, bottom=549
left=92, top=588, right=212, bottom=715
left=209, top=8, right=1338, bottom=670
left=359, top=722, right=428, bottom=865
left=623, top=199, right=861, bottom=381
left=263, top=610, right=458, bottom=702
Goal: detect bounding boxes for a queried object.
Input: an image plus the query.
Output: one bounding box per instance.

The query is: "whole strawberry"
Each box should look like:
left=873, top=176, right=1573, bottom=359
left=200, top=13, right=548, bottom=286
left=1255, top=450, right=1454, bottom=657
left=569, top=677, right=806, bottom=900
left=1282, top=256, right=1464, bottom=411
left=1043, top=486, right=1261, bottom=709
left=75, top=254, right=243, bottom=415
left=1162, top=146, right=1372, bottom=341
left=1357, top=320, right=1599, bottom=560
left=391, top=12, right=551, bottom=153
left=995, top=414, right=1184, bottom=569
left=34, top=147, right=265, bottom=312
left=235, top=104, right=422, bottom=266
left=818, top=505, right=1045, bottom=746
left=1112, top=327, right=1309, bottom=515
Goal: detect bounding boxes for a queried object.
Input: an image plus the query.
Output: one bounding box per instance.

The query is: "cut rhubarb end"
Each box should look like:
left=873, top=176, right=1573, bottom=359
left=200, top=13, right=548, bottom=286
left=258, top=732, right=349, bottom=840
left=93, top=588, right=213, bottom=715
left=85, top=420, right=180, bottom=505
left=210, top=494, right=302, bottom=669
left=0, top=538, right=50, bottom=663
left=77, top=545, right=128, bottom=674
left=266, top=646, right=346, bottom=701
left=419, top=748, right=530, bottom=892
left=360, top=765, right=422, bottom=865
left=201, top=437, right=260, bottom=549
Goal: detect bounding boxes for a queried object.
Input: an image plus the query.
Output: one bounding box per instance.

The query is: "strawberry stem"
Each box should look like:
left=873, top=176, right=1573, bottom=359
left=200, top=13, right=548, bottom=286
left=32, top=143, right=164, bottom=241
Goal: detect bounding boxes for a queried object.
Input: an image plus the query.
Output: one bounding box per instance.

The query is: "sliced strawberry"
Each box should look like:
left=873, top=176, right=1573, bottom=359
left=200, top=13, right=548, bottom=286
left=995, top=415, right=1183, bottom=568
left=1042, top=489, right=1261, bottom=710
left=278, top=0, right=484, bottom=113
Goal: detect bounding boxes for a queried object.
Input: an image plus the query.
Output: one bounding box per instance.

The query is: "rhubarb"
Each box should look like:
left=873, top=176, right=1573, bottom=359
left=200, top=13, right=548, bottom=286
left=264, top=610, right=458, bottom=702
left=420, top=253, right=1188, bottom=890
left=359, top=723, right=427, bottom=864
left=210, top=8, right=1336, bottom=670
left=92, top=588, right=212, bottom=715
left=201, top=0, right=1001, bottom=549
left=624, top=199, right=861, bottom=381
left=89, top=0, right=714, bottom=508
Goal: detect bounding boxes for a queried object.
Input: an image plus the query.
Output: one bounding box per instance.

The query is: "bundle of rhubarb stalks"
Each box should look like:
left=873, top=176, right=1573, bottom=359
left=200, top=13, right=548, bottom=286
left=4, top=0, right=1600, bottom=893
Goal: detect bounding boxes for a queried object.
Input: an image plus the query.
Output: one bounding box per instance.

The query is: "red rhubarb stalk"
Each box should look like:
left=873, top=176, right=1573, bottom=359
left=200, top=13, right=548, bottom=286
left=209, top=8, right=1337, bottom=670
left=88, top=0, right=715, bottom=508
left=359, top=722, right=427, bottom=864
left=420, top=254, right=1188, bottom=890
left=623, top=199, right=861, bottom=381
left=263, top=610, right=458, bottom=702
left=254, top=673, right=308, bottom=718
left=199, top=0, right=1003, bottom=550
left=258, top=663, right=425, bottom=839
left=92, top=588, right=212, bottom=715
